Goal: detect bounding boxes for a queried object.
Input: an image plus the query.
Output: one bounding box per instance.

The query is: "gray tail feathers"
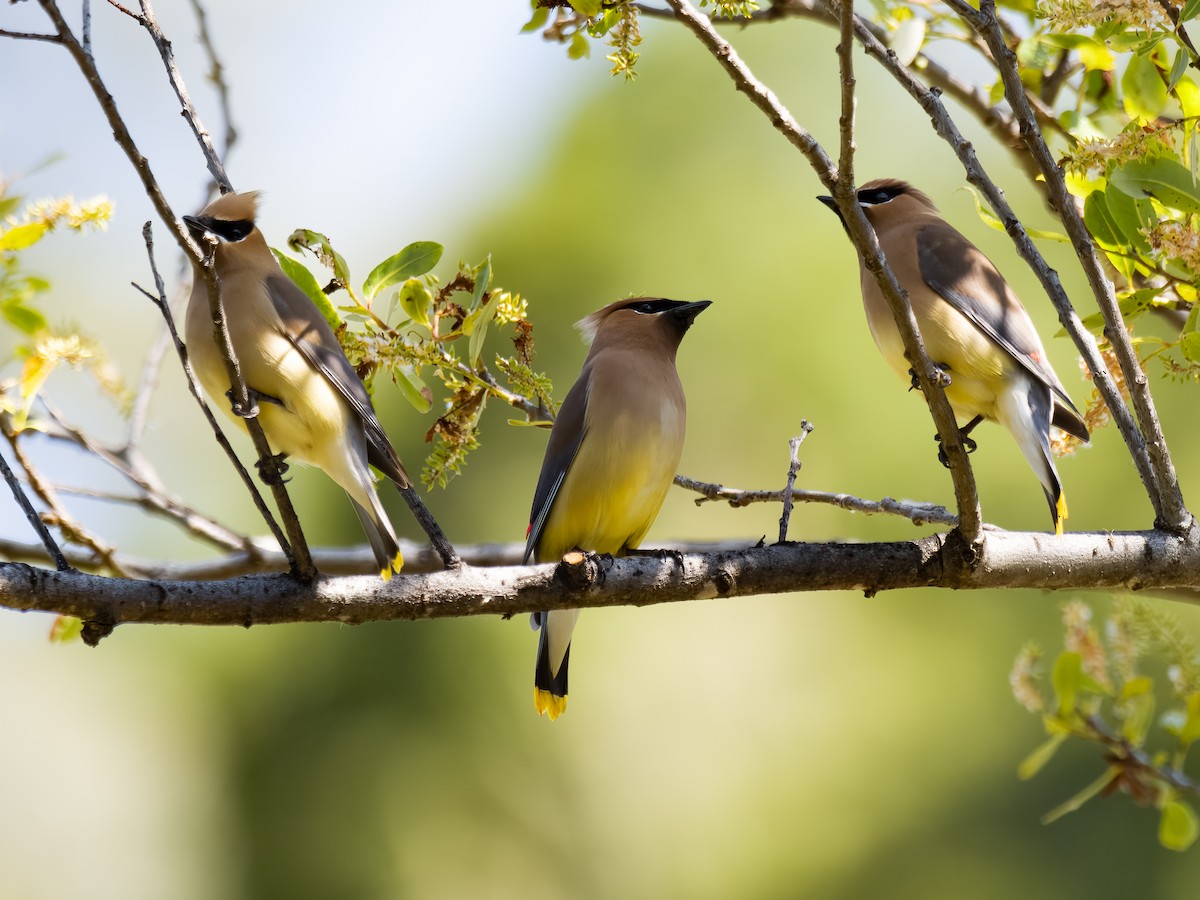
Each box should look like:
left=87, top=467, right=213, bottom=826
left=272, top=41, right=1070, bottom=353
left=1052, top=399, right=1090, bottom=443
left=351, top=499, right=403, bottom=574
left=1002, top=379, right=1067, bottom=531
left=534, top=617, right=571, bottom=701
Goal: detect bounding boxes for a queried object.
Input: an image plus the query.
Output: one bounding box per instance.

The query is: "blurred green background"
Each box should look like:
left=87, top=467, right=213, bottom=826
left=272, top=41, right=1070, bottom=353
left=3, top=2, right=1200, bottom=898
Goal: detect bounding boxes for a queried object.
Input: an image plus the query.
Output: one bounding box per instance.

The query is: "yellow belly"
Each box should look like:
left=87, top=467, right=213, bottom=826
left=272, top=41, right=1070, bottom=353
left=535, top=405, right=683, bottom=562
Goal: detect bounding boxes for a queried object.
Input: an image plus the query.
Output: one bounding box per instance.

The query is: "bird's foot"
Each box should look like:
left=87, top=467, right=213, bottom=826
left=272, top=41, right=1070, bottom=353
left=254, top=452, right=291, bottom=485
left=625, top=547, right=686, bottom=570
left=935, top=431, right=978, bottom=468
left=908, top=363, right=952, bottom=393
left=226, top=387, right=284, bottom=419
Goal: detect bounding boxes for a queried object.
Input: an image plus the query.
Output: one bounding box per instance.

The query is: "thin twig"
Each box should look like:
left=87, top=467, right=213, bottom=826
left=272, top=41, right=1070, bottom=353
left=0, top=28, right=63, bottom=43
left=810, top=0, right=1161, bottom=533
left=777, top=422, right=814, bottom=542
left=2, top=425, right=126, bottom=575
left=134, top=0, right=232, bottom=192
left=674, top=473, right=959, bottom=527
left=37, top=400, right=249, bottom=553
left=0, top=443, right=71, bottom=571
left=125, top=0, right=239, bottom=459
left=633, top=0, right=1057, bottom=186
left=32, top=0, right=315, bottom=574
left=186, top=0, right=238, bottom=157
left=947, top=0, right=1191, bottom=533
left=662, top=0, right=982, bottom=549
left=134, top=223, right=290, bottom=563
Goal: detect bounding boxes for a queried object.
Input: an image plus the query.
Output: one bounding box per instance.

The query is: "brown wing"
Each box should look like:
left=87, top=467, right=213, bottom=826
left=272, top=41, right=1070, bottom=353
left=524, top=365, right=591, bottom=564
left=916, top=223, right=1088, bottom=440
left=264, top=272, right=410, bottom=487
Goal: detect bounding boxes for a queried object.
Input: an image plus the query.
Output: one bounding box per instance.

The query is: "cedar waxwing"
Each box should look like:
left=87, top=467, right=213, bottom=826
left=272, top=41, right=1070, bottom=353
left=818, top=179, right=1089, bottom=534
left=524, top=297, right=710, bottom=719
left=184, top=191, right=408, bottom=577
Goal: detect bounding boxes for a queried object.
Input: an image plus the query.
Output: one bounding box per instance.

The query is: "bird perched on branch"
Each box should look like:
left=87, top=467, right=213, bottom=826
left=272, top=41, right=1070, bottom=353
left=524, top=297, right=711, bottom=719
left=818, top=178, right=1089, bottom=534
left=184, top=191, right=411, bottom=577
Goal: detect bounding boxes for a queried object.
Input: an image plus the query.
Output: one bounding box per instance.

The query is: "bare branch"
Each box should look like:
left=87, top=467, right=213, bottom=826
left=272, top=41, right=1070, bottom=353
left=134, top=223, right=294, bottom=566
left=1, top=425, right=125, bottom=575
left=0, top=443, right=71, bottom=571
left=3, top=529, right=1200, bottom=630
left=674, top=474, right=960, bottom=527
left=659, top=0, right=983, bottom=541
left=0, top=28, right=63, bottom=43
left=946, top=0, right=1191, bottom=534
left=29, top=0, right=316, bottom=575
left=131, top=0, right=232, bottom=192
left=777, top=423, right=812, bottom=541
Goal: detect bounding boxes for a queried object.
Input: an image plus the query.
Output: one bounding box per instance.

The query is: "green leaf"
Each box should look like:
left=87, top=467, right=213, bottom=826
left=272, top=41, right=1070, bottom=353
left=1110, top=158, right=1200, bottom=215
left=1122, top=52, right=1170, bottom=122
left=963, top=185, right=1069, bottom=242
left=1160, top=800, right=1200, bottom=851
left=393, top=363, right=432, bottom=414
left=570, top=0, right=602, bottom=15
left=1181, top=332, right=1200, bottom=362
left=1042, top=766, right=1121, bottom=824
left=1169, top=48, right=1192, bottom=93
left=1182, top=0, right=1200, bottom=23
left=471, top=256, right=492, bottom=312
left=286, top=229, right=352, bottom=286
left=1103, top=187, right=1155, bottom=256
left=588, top=8, right=622, bottom=36
left=520, top=6, right=550, bottom=32
left=1120, top=688, right=1156, bottom=745
left=1053, top=651, right=1083, bottom=718
left=396, top=277, right=432, bottom=329
left=1037, top=33, right=1114, bottom=71
left=567, top=31, right=590, bottom=60
left=1, top=300, right=48, bottom=335
left=468, top=289, right=505, bottom=368
left=0, top=221, right=48, bottom=252
left=1018, top=733, right=1068, bottom=781
left=1179, top=693, right=1200, bottom=746
left=0, top=196, right=23, bottom=219
left=271, top=249, right=342, bottom=330
left=48, top=615, right=83, bottom=643
left=362, top=241, right=443, bottom=301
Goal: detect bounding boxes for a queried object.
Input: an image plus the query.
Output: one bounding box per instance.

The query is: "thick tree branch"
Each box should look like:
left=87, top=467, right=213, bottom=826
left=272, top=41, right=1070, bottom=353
left=2, top=529, right=1200, bottom=630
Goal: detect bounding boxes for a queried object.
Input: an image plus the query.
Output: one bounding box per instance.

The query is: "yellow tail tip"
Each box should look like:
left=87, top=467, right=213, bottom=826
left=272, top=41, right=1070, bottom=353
left=535, top=688, right=568, bottom=721
left=379, top=550, right=404, bottom=580
left=1055, top=494, right=1068, bottom=536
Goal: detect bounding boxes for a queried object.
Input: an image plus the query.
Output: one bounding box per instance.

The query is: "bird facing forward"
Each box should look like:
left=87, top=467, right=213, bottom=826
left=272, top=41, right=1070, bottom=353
left=525, top=297, right=711, bottom=719
left=184, top=191, right=409, bottom=577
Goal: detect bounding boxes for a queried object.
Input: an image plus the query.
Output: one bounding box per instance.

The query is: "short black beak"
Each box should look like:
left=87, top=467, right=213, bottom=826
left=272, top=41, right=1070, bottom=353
left=671, top=300, right=712, bottom=326
left=182, top=214, right=209, bottom=239
left=816, top=195, right=850, bottom=233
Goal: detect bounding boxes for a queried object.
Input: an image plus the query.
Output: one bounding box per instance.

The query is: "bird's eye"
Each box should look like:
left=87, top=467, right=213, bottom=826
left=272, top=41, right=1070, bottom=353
left=213, top=219, right=254, bottom=242
left=631, top=301, right=659, bottom=314
left=859, top=188, right=898, bottom=206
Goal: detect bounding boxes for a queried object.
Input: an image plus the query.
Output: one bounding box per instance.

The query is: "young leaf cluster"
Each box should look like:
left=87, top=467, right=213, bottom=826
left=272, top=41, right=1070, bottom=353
left=276, top=232, right=554, bottom=490
left=0, top=183, right=125, bottom=432
left=1013, top=599, right=1200, bottom=851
